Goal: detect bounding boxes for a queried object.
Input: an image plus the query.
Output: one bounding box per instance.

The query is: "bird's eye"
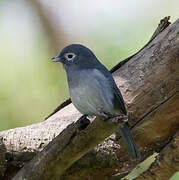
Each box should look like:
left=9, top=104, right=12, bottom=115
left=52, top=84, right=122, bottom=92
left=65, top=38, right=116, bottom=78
left=65, top=53, right=76, bottom=61
left=68, top=54, right=73, bottom=58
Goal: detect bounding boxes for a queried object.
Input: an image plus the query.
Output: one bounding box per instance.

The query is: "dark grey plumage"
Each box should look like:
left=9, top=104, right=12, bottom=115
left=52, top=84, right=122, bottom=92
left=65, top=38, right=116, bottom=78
left=53, top=44, right=140, bottom=160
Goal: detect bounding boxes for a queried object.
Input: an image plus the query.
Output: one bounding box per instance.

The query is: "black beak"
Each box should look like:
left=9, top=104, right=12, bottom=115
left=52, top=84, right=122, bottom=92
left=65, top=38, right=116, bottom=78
left=51, top=56, right=61, bottom=62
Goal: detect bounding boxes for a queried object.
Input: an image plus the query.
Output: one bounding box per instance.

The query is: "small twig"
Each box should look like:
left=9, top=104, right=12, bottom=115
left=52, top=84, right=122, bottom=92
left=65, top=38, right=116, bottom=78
left=149, top=16, right=171, bottom=41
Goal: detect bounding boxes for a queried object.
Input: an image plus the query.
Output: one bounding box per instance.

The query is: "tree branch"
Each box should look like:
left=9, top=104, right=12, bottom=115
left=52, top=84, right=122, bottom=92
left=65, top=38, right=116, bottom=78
left=12, top=116, right=124, bottom=180
left=0, top=18, right=179, bottom=179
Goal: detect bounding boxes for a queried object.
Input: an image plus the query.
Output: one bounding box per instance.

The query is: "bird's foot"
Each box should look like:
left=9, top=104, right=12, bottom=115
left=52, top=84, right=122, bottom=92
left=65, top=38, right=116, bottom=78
left=97, top=111, right=111, bottom=118
left=96, top=110, right=128, bottom=126
left=106, top=114, right=128, bottom=125
left=76, top=115, right=90, bottom=130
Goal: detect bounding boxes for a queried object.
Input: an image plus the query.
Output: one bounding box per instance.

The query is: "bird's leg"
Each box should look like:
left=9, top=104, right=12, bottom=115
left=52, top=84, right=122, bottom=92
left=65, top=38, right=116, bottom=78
left=97, top=111, right=110, bottom=118
left=105, top=114, right=128, bottom=125
left=76, top=115, right=90, bottom=130
left=97, top=109, right=128, bottom=126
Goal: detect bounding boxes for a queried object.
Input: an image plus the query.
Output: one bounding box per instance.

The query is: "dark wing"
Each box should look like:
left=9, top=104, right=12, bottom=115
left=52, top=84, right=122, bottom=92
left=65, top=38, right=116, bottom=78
left=111, top=79, right=127, bottom=115
left=95, top=62, right=127, bottom=115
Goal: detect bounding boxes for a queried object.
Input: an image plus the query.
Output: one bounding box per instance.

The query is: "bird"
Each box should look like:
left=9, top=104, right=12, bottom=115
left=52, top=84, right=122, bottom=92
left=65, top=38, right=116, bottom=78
left=52, top=44, right=141, bottom=160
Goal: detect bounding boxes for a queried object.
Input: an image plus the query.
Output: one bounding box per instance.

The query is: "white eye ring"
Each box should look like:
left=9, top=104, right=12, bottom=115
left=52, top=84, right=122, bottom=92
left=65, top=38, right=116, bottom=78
left=65, top=53, right=76, bottom=61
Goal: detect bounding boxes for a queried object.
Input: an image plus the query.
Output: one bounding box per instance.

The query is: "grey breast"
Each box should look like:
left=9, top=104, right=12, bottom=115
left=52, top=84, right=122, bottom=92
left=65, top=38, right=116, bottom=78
left=67, top=69, right=114, bottom=116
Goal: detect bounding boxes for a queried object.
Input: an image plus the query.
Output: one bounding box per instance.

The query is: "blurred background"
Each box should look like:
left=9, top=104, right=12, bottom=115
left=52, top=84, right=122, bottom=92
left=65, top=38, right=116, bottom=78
left=0, top=0, right=178, bottom=131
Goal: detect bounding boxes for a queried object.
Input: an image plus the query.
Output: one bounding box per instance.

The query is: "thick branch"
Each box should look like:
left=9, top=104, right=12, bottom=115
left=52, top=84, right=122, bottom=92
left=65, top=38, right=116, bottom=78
left=62, top=93, right=179, bottom=180
left=12, top=117, right=123, bottom=180
left=0, top=18, right=179, bottom=179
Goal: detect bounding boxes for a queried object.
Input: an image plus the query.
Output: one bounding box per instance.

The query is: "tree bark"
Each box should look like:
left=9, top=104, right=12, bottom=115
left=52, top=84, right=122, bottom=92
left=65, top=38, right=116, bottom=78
left=136, top=131, right=179, bottom=180
left=0, top=18, right=179, bottom=179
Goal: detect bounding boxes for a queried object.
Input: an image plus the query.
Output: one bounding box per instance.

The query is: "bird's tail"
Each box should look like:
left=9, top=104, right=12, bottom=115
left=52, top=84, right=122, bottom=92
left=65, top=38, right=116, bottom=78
left=119, top=123, right=141, bottom=160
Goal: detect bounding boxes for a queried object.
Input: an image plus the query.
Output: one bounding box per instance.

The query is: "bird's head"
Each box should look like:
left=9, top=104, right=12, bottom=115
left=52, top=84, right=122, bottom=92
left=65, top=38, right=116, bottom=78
left=52, top=44, right=99, bottom=70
